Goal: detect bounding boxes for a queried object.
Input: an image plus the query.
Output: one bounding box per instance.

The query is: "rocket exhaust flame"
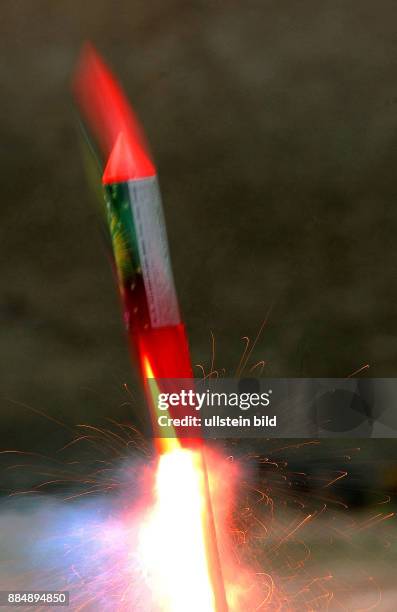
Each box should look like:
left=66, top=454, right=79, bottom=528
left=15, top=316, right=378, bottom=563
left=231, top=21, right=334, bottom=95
left=142, top=356, right=229, bottom=611
left=139, top=448, right=217, bottom=612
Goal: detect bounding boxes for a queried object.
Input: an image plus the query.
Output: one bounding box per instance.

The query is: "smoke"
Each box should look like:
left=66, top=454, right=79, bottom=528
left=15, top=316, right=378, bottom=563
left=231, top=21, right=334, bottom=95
left=0, top=459, right=158, bottom=610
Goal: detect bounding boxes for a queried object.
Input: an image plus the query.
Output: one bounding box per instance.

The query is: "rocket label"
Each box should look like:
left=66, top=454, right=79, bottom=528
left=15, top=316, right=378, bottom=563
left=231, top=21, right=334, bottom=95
left=105, top=176, right=180, bottom=329
left=128, top=177, right=180, bottom=328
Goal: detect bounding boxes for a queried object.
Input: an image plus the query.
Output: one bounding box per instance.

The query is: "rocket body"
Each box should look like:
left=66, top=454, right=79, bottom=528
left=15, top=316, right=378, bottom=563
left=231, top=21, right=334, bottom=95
left=103, top=168, right=193, bottom=379
left=105, top=176, right=180, bottom=331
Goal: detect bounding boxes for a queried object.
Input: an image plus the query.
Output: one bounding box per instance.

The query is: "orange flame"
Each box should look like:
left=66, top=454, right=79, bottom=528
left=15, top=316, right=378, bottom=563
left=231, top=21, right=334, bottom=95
left=141, top=355, right=231, bottom=611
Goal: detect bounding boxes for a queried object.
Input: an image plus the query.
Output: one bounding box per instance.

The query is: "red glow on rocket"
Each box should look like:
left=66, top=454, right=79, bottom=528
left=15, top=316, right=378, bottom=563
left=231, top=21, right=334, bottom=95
left=137, top=325, right=193, bottom=379
left=73, top=42, right=155, bottom=179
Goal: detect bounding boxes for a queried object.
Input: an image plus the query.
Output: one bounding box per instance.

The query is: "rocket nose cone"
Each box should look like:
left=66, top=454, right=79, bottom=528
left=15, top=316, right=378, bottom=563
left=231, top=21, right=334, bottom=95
left=102, top=132, right=156, bottom=184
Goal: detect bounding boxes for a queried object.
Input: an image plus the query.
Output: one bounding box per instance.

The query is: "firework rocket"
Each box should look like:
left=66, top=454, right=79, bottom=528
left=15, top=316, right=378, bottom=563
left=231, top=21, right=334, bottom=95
left=74, top=45, right=196, bottom=442
left=73, top=45, right=229, bottom=611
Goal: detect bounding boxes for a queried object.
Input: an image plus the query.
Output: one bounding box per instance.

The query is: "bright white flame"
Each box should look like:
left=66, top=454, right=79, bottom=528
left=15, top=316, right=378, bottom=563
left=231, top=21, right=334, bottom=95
left=138, top=448, right=216, bottom=612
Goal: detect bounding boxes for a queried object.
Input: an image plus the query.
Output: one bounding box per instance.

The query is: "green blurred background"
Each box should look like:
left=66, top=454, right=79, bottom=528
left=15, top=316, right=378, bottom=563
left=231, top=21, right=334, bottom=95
left=1, top=0, right=397, bottom=457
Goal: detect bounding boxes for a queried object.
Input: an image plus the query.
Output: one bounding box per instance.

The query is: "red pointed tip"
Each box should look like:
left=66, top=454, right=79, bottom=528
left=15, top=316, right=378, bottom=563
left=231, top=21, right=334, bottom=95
left=102, top=132, right=156, bottom=184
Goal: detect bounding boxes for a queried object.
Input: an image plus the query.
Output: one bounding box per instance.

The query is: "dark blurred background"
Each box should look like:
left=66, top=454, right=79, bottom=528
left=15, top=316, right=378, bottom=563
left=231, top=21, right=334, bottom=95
left=1, top=1, right=397, bottom=470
